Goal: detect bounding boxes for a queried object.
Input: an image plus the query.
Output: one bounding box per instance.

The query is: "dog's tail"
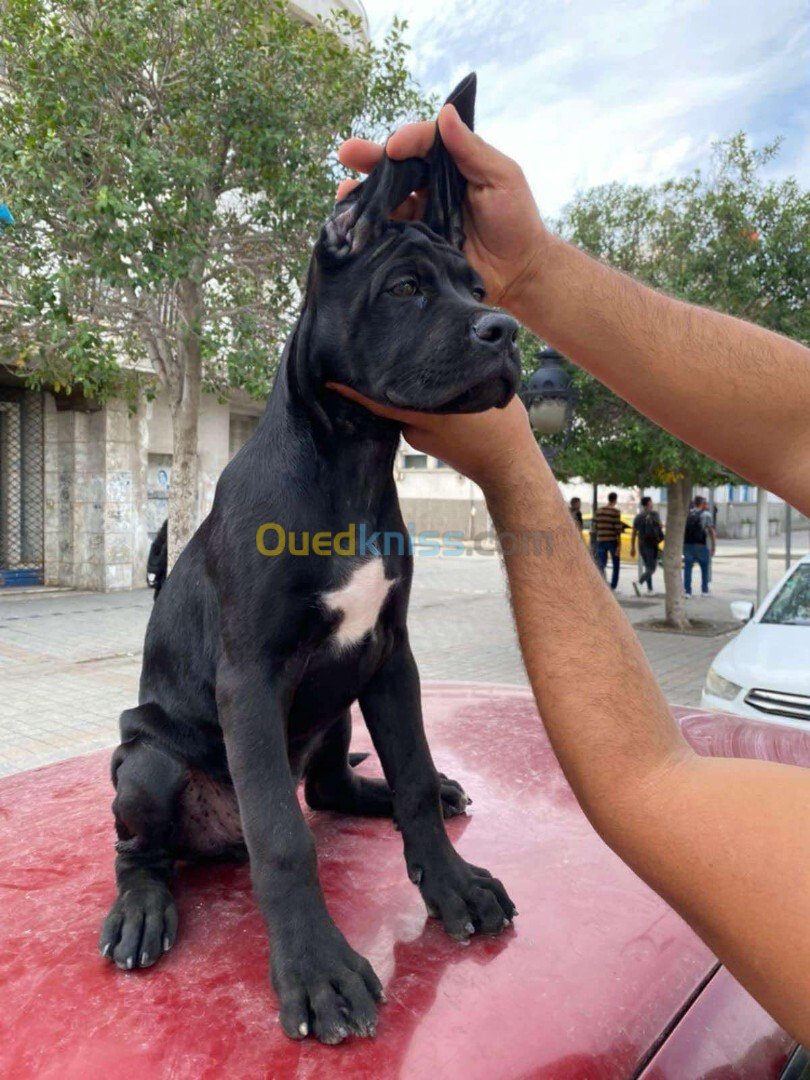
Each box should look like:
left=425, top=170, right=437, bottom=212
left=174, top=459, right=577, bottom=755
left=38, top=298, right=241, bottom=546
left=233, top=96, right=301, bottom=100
left=348, top=752, right=370, bottom=768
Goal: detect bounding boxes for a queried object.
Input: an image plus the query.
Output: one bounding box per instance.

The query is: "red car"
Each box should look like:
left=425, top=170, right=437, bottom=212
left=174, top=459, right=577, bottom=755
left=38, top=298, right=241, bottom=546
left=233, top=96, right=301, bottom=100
left=0, top=684, right=806, bottom=1078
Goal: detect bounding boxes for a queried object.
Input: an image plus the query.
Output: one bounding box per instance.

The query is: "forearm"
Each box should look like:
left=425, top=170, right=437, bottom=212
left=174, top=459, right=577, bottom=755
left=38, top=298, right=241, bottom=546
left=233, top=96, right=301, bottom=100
left=485, top=447, right=690, bottom=830
left=513, top=236, right=810, bottom=515
left=486, top=452, right=810, bottom=1041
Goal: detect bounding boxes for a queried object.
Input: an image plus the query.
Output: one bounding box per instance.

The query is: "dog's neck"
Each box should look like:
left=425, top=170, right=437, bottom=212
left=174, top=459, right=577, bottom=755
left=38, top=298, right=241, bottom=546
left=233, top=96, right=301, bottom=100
left=266, top=330, right=403, bottom=517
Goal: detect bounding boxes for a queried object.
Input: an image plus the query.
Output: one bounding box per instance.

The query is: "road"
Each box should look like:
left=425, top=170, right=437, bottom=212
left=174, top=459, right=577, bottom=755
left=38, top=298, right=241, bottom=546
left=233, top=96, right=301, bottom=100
left=0, top=532, right=805, bottom=777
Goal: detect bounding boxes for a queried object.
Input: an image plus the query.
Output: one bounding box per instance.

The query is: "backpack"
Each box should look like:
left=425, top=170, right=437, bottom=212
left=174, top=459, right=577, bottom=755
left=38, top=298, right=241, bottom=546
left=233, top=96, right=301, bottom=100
left=639, top=512, right=664, bottom=546
left=684, top=508, right=707, bottom=545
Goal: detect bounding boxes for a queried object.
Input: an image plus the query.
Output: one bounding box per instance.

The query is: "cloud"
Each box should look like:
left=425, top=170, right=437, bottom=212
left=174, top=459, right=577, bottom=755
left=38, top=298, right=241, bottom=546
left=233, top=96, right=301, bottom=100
left=361, top=0, right=810, bottom=215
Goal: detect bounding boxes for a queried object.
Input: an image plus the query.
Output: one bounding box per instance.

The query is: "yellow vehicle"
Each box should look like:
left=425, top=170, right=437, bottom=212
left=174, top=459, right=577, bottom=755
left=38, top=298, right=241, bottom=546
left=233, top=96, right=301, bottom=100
left=581, top=512, right=653, bottom=564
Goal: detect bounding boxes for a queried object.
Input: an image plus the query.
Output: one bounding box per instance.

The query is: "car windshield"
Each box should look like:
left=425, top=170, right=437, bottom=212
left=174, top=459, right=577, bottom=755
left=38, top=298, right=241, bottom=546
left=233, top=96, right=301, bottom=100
left=761, top=564, right=810, bottom=626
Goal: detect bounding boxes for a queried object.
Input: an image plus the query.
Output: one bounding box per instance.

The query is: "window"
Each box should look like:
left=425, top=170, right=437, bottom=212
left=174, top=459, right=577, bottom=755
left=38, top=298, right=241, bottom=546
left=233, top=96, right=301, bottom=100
left=402, top=453, right=428, bottom=470
left=762, top=564, right=810, bottom=626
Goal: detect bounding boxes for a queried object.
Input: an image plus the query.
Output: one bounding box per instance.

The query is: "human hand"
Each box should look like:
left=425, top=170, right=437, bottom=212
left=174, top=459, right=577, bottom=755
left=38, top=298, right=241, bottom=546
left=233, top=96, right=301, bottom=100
left=337, top=104, right=549, bottom=311
left=327, top=384, right=542, bottom=495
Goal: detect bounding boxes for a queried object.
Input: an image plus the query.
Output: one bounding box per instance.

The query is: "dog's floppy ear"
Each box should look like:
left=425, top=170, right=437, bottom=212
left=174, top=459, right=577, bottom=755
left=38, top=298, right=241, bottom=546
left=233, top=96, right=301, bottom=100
left=422, top=72, right=476, bottom=249
left=321, top=154, right=427, bottom=260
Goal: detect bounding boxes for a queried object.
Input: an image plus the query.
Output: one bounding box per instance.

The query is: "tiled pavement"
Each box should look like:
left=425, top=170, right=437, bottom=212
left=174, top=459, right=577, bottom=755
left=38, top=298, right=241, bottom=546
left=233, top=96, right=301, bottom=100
left=0, top=541, right=799, bottom=777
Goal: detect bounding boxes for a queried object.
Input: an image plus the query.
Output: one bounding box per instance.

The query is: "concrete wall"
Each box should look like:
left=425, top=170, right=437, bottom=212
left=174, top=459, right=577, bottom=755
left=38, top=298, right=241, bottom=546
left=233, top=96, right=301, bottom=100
left=44, top=397, right=148, bottom=590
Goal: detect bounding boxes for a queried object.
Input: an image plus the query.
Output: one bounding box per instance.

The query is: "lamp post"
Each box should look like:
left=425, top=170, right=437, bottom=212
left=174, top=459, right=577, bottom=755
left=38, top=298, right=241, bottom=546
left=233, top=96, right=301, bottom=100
left=519, top=347, right=574, bottom=463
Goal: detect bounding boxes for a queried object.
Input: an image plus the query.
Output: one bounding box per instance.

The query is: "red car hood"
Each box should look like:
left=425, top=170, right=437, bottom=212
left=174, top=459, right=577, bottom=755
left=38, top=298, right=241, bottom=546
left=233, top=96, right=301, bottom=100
left=0, top=685, right=795, bottom=1079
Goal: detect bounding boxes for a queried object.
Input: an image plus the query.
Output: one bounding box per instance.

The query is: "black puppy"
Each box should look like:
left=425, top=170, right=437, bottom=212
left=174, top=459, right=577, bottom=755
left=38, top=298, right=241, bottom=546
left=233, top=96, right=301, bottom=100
left=99, top=75, right=520, bottom=1045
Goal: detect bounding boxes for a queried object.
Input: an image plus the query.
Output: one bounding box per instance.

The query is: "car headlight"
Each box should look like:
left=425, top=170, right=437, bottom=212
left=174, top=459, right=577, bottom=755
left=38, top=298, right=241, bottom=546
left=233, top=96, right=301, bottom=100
left=704, top=666, right=743, bottom=701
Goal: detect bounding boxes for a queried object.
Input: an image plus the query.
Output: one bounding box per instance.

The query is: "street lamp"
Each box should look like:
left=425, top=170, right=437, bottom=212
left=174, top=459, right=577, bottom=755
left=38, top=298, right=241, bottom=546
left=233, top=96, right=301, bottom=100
left=520, top=347, right=574, bottom=460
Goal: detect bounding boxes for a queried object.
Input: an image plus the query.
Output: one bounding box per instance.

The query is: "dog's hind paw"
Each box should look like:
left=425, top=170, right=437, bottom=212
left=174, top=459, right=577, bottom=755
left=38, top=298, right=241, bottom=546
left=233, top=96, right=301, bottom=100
left=438, top=772, right=472, bottom=819
left=99, top=884, right=178, bottom=971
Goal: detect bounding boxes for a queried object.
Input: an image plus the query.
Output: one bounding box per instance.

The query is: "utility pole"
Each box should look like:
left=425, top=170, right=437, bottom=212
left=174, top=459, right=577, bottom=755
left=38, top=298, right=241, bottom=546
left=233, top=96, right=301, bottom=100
left=785, top=502, right=792, bottom=571
left=756, top=487, right=769, bottom=607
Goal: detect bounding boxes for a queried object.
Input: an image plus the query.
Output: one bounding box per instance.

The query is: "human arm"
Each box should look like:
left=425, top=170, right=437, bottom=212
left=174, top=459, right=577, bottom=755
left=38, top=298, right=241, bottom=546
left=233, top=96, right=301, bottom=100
left=329, top=386, right=810, bottom=1043
left=338, top=109, right=810, bottom=515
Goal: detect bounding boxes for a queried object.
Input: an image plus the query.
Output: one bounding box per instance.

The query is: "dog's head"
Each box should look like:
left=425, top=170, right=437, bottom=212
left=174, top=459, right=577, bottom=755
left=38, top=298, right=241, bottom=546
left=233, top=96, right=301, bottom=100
left=298, top=74, right=521, bottom=416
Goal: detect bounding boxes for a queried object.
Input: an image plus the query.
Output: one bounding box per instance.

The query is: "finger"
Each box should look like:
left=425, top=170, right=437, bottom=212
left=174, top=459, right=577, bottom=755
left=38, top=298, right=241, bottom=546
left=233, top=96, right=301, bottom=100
left=325, top=382, right=421, bottom=425
left=437, top=104, right=517, bottom=187
left=391, top=190, right=426, bottom=222
left=336, top=177, right=361, bottom=202
left=385, top=120, right=437, bottom=161
left=338, top=137, right=384, bottom=174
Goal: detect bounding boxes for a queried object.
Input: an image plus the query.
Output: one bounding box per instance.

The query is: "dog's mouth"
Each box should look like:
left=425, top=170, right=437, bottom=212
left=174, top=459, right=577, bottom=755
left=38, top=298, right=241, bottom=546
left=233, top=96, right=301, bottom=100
left=386, top=374, right=516, bottom=414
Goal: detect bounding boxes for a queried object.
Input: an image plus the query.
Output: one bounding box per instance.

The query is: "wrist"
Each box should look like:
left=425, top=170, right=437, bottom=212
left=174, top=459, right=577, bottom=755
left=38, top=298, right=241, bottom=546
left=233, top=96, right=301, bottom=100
left=505, top=230, right=565, bottom=327
left=481, top=443, right=557, bottom=525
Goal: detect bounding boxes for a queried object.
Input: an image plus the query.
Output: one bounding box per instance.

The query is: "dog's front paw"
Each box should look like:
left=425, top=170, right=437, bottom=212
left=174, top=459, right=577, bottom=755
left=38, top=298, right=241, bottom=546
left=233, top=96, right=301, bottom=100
left=99, top=884, right=178, bottom=970
left=412, top=854, right=516, bottom=941
left=438, top=772, right=471, bottom=819
left=272, top=926, right=385, bottom=1045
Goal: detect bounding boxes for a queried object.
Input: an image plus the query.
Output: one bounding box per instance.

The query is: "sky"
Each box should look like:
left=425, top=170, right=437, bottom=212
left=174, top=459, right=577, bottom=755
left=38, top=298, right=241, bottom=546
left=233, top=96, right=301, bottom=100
left=359, top=0, right=810, bottom=218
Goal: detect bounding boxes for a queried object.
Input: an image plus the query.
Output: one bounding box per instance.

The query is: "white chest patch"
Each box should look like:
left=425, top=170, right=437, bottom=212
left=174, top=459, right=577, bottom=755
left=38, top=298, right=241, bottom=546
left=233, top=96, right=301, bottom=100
left=322, top=559, right=394, bottom=648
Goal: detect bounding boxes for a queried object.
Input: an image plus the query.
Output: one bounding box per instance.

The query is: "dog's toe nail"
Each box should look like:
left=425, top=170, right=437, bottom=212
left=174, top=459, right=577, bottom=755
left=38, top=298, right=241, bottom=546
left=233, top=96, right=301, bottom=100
left=126, top=956, right=134, bottom=970
left=163, top=936, right=172, bottom=952
left=502, top=918, right=511, bottom=930
left=298, top=1021, right=309, bottom=1037
left=465, top=922, right=475, bottom=935
left=140, top=952, right=150, bottom=966
left=100, top=943, right=110, bottom=958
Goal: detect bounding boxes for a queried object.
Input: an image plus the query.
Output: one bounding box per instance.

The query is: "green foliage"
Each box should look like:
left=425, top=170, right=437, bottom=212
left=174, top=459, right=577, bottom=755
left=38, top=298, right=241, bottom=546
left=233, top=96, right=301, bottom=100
left=0, top=1, right=433, bottom=399
left=552, top=134, right=809, bottom=487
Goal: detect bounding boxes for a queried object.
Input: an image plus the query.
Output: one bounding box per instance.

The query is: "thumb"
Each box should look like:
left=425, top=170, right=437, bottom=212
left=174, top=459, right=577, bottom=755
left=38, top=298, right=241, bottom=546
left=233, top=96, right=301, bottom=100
left=437, top=103, right=516, bottom=187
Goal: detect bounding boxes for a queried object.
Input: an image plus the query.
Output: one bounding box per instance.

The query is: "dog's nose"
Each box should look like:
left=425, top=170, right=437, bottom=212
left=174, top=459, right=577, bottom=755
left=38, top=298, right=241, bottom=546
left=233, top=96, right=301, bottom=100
left=470, top=312, right=518, bottom=348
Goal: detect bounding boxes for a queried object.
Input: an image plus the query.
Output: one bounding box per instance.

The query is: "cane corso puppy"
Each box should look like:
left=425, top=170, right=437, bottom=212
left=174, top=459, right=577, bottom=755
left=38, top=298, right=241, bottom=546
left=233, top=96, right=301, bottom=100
left=99, top=74, right=520, bottom=1044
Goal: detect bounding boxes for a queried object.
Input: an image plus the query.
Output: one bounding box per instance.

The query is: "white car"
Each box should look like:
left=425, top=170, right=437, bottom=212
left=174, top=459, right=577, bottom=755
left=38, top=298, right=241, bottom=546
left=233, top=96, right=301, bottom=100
left=701, top=553, right=810, bottom=729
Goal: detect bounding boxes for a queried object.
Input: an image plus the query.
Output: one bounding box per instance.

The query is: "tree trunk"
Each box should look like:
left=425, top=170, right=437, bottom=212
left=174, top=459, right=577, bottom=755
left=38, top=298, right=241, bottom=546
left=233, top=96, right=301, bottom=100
left=167, top=279, right=204, bottom=568
left=662, top=476, right=692, bottom=631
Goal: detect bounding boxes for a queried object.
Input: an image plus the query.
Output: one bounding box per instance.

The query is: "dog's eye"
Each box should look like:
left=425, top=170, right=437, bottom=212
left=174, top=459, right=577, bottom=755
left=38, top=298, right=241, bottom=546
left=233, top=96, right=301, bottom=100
left=471, top=286, right=486, bottom=302
left=389, top=278, right=418, bottom=298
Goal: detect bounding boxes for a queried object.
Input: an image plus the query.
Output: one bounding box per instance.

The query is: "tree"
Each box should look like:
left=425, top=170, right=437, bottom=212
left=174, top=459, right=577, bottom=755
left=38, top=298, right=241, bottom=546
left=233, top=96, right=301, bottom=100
left=552, top=136, right=810, bottom=628
left=0, top=0, right=431, bottom=561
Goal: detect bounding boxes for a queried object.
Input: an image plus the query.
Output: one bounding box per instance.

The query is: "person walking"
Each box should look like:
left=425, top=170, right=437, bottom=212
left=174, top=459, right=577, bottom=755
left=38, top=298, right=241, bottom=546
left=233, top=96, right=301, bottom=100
left=683, top=496, right=716, bottom=597
left=569, top=496, right=583, bottom=530
left=594, top=492, right=624, bottom=590
left=631, top=496, right=664, bottom=596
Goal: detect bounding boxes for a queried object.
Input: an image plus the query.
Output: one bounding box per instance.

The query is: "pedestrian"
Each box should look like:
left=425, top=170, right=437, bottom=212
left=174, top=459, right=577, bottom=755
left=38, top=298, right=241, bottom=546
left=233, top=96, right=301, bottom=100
left=594, top=492, right=624, bottom=590
left=631, top=496, right=664, bottom=596
left=569, top=496, right=583, bottom=530
left=336, top=102, right=810, bottom=1040
left=683, top=496, right=716, bottom=597
left=146, top=519, right=168, bottom=601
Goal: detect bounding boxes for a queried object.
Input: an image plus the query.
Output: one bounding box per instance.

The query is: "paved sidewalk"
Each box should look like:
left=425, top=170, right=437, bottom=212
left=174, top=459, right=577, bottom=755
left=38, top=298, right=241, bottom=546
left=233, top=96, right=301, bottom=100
left=0, top=543, right=781, bottom=777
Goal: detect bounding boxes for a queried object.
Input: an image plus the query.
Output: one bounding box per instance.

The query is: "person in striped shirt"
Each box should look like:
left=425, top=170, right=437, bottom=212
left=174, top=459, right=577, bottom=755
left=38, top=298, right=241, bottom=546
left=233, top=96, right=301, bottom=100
left=594, top=492, right=626, bottom=590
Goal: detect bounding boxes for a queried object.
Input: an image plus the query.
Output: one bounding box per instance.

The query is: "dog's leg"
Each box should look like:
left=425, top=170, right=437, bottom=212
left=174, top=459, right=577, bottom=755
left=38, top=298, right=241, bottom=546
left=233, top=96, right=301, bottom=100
left=217, top=657, right=383, bottom=1045
left=305, top=711, right=470, bottom=820
left=99, top=729, right=186, bottom=969
left=359, top=640, right=517, bottom=941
